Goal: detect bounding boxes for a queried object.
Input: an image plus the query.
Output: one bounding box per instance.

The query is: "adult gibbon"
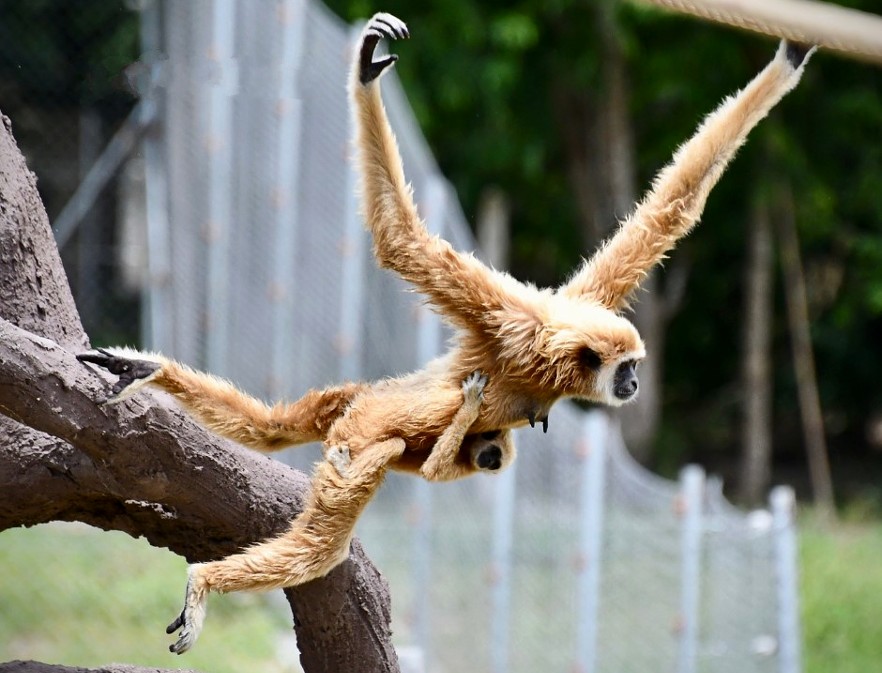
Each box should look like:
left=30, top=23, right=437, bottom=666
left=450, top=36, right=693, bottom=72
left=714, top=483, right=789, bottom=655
left=78, top=13, right=814, bottom=653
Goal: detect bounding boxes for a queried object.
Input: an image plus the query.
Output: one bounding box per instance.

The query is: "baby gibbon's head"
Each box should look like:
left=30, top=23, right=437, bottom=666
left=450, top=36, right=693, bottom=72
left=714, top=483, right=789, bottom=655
left=534, top=299, right=646, bottom=406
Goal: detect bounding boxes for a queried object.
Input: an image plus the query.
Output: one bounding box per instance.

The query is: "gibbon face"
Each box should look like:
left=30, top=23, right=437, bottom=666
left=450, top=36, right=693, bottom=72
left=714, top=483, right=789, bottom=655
left=532, top=298, right=646, bottom=406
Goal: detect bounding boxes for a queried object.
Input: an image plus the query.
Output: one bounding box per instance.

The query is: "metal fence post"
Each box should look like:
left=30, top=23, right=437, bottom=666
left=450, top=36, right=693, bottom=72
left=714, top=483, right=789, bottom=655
left=337, top=22, right=369, bottom=384
left=410, top=175, right=447, bottom=662
left=269, top=0, right=307, bottom=397
left=575, top=411, right=609, bottom=673
left=139, top=0, right=172, bottom=354
left=490, top=459, right=517, bottom=673
left=678, top=465, right=705, bottom=673
left=203, top=0, right=236, bottom=374
left=771, top=486, right=802, bottom=673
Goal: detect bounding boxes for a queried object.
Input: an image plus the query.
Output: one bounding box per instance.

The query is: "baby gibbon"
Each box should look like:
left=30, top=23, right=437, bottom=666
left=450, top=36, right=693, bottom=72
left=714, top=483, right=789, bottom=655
left=79, top=13, right=813, bottom=654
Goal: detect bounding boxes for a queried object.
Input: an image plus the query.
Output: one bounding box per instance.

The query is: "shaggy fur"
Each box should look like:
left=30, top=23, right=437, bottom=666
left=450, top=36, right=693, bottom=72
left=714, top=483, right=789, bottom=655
left=78, top=13, right=813, bottom=654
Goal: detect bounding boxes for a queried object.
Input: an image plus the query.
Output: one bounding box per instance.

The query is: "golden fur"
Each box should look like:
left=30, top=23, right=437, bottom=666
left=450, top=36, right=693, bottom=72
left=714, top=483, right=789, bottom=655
left=79, top=14, right=813, bottom=654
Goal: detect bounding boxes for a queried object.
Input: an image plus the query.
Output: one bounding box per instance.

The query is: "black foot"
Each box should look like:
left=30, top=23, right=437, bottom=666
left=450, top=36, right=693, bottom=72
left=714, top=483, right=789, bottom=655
left=77, top=348, right=160, bottom=401
left=359, top=12, right=409, bottom=85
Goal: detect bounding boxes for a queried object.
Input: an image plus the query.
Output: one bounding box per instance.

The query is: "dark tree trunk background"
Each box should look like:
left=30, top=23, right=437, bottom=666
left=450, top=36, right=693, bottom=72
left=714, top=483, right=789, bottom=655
left=775, top=180, right=836, bottom=521
left=0, top=110, right=400, bottom=673
left=553, top=0, right=679, bottom=461
left=739, top=194, right=774, bottom=506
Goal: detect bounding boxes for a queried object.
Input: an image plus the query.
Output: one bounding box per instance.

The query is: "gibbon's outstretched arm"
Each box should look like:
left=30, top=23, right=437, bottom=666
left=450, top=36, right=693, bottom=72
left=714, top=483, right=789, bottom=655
left=350, top=14, right=542, bottom=335
left=77, top=348, right=367, bottom=451
left=560, top=41, right=816, bottom=311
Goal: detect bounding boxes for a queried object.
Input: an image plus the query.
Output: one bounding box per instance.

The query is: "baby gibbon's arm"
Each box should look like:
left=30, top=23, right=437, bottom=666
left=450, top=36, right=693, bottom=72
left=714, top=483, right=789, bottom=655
left=560, top=42, right=815, bottom=310
left=77, top=348, right=366, bottom=451
left=420, top=372, right=486, bottom=481
left=350, top=14, right=540, bottom=333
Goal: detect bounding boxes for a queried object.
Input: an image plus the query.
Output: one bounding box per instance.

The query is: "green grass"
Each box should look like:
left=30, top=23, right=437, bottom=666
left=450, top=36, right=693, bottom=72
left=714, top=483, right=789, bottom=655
left=2, top=513, right=881, bottom=672
left=801, top=514, right=882, bottom=673
left=0, top=522, right=296, bottom=672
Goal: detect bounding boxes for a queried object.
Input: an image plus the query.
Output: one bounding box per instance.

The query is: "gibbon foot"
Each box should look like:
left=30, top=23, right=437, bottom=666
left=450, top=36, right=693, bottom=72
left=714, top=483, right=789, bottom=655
left=76, top=348, right=161, bottom=403
left=326, top=444, right=352, bottom=478
left=166, top=566, right=208, bottom=655
left=358, top=13, right=409, bottom=85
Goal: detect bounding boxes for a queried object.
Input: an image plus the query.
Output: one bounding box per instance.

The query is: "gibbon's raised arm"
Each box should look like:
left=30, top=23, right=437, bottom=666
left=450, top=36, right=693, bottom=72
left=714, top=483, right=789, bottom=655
left=560, top=41, right=815, bottom=310
left=349, top=14, right=541, bottom=334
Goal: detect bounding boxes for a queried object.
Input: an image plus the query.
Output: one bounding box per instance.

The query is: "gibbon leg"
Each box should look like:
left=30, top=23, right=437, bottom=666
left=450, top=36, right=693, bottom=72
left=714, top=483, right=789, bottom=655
left=561, top=41, right=815, bottom=310
left=167, top=437, right=406, bottom=654
left=419, top=372, right=487, bottom=482
left=350, top=14, right=541, bottom=334
left=77, top=348, right=367, bottom=451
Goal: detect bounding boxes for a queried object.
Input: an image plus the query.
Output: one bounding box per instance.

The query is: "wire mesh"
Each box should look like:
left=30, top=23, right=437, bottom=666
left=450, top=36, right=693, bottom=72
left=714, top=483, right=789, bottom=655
left=1, top=1, right=801, bottom=672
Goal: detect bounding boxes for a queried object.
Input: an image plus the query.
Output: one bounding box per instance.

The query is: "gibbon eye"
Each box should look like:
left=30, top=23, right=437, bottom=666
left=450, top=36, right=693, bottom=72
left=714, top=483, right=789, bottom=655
left=578, top=347, right=602, bottom=370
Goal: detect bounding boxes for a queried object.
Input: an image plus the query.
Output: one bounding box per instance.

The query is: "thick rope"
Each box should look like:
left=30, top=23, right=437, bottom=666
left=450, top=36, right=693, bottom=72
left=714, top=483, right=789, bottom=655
left=634, top=0, right=882, bottom=66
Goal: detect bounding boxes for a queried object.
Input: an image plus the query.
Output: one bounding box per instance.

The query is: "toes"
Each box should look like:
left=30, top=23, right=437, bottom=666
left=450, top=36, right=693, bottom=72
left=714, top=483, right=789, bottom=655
left=169, top=629, right=195, bottom=655
left=166, top=610, right=185, bottom=635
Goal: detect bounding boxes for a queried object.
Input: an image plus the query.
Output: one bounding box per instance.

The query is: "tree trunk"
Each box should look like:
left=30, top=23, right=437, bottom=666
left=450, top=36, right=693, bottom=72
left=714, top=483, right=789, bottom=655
left=775, top=180, right=836, bottom=520
left=0, top=661, right=200, bottom=673
left=739, top=195, right=774, bottom=506
left=0, top=109, right=400, bottom=672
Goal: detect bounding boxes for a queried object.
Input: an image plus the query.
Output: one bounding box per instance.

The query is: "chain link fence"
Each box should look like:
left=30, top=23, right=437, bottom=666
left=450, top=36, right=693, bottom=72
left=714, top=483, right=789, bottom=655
left=1, top=1, right=800, bottom=672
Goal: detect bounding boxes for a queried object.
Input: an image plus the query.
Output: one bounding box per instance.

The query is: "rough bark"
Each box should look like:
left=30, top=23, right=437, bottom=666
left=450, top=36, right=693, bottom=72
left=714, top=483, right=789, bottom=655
left=739, top=195, right=774, bottom=506
left=0, top=108, right=400, bottom=672
left=0, top=662, right=200, bottom=673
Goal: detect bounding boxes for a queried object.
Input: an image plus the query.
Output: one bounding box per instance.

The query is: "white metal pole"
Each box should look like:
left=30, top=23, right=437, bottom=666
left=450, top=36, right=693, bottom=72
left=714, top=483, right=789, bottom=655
left=575, top=411, right=609, bottom=673
left=204, top=0, right=237, bottom=374
left=771, top=485, right=802, bottom=673
left=268, top=0, right=307, bottom=397
left=678, top=465, right=705, bottom=673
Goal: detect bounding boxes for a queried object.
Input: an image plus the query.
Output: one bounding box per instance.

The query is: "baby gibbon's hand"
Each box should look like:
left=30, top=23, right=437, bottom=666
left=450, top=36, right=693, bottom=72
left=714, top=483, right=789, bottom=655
left=358, top=13, right=409, bottom=85
left=461, top=371, right=488, bottom=409
left=77, top=348, right=161, bottom=403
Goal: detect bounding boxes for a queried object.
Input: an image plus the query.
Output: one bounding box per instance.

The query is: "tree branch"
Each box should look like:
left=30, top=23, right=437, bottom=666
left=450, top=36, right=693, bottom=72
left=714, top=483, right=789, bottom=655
left=0, top=103, right=400, bottom=671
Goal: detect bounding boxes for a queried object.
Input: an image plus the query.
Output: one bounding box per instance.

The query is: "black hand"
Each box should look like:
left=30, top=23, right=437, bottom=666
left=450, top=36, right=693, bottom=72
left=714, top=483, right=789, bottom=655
left=358, top=13, right=410, bottom=85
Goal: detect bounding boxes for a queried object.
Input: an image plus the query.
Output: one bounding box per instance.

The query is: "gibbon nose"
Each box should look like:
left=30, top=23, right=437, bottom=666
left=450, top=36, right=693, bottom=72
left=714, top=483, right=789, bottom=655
left=614, top=378, right=638, bottom=400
